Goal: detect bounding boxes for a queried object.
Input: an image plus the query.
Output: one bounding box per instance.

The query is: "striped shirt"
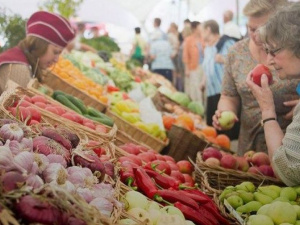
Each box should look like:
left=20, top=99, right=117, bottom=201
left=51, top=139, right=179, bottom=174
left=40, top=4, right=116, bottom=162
left=202, top=39, right=235, bottom=97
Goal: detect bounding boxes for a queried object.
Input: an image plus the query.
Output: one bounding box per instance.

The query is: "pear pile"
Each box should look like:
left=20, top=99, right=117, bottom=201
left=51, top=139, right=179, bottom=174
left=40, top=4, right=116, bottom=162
left=219, top=182, right=300, bottom=225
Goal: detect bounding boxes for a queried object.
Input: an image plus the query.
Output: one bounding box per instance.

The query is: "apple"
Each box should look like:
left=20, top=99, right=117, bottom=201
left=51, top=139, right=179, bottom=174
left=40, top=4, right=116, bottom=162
left=218, top=111, right=236, bottom=130
left=204, top=158, right=220, bottom=167
left=162, top=155, right=176, bottom=163
left=127, top=208, right=151, bottom=224
left=258, top=165, right=275, bottom=177
left=166, top=161, right=179, bottom=171
left=220, top=155, right=238, bottom=169
left=252, top=64, right=273, bottom=87
left=252, top=152, right=270, bottom=166
left=123, top=190, right=149, bottom=210
left=170, top=170, right=185, bottom=183
left=160, top=206, right=185, bottom=220
left=247, top=166, right=260, bottom=175
left=244, top=150, right=255, bottom=163
left=177, top=160, right=194, bottom=174
left=148, top=209, right=162, bottom=225
left=202, top=147, right=222, bottom=161
left=138, top=152, right=157, bottom=163
left=236, top=156, right=249, bottom=172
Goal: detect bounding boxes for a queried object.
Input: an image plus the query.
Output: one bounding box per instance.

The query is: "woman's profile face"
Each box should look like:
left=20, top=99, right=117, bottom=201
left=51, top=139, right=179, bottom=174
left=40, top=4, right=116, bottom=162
left=39, top=44, right=62, bottom=69
left=247, top=14, right=270, bottom=46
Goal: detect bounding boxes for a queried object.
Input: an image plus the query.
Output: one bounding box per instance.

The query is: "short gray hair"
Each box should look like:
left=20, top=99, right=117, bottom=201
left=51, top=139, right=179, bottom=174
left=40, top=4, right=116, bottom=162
left=243, top=0, right=287, bottom=17
left=259, top=2, right=300, bottom=58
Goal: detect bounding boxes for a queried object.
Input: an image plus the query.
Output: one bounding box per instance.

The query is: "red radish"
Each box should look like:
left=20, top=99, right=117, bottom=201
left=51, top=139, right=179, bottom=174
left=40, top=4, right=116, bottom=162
left=34, top=102, right=47, bottom=109
left=8, top=107, right=32, bottom=125
left=42, top=128, right=73, bottom=150
left=82, top=118, right=94, bottom=124
left=27, top=107, right=42, bottom=122
left=100, top=155, right=110, bottom=161
left=24, top=95, right=32, bottom=103
left=31, top=95, right=47, bottom=104
left=45, top=106, right=59, bottom=115
left=33, top=136, right=71, bottom=163
left=61, top=113, right=77, bottom=122
left=19, top=100, right=32, bottom=108
left=71, top=114, right=83, bottom=124
left=14, top=195, right=60, bottom=224
left=53, top=106, right=66, bottom=115
left=83, top=122, right=96, bottom=130
left=95, top=125, right=107, bottom=133
left=29, top=120, right=40, bottom=125
left=1, top=171, right=26, bottom=192
left=103, top=161, right=115, bottom=178
left=183, top=174, right=195, bottom=184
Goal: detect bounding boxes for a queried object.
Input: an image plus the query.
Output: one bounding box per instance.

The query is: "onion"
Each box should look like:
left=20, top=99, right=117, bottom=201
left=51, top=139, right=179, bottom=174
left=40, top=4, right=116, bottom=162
left=67, top=217, right=86, bottom=225
left=89, top=197, right=113, bottom=217
left=47, top=154, right=67, bottom=168
left=67, top=166, right=97, bottom=188
left=76, top=187, right=94, bottom=203
left=1, top=171, right=26, bottom=192
left=103, top=161, right=115, bottom=179
left=0, top=123, right=24, bottom=142
left=14, top=195, right=61, bottom=224
left=26, top=174, right=44, bottom=189
left=43, top=163, right=68, bottom=185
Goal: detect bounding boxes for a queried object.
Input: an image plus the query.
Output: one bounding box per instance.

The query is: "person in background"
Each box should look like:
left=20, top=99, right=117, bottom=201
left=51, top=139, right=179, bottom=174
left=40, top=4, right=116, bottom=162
left=246, top=2, right=300, bottom=186
left=183, top=21, right=205, bottom=103
left=212, top=0, right=299, bottom=155
left=150, top=18, right=166, bottom=41
left=130, top=27, right=147, bottom=65
left=0, top=11, right=75, bottom=94
left=150, top=31, right=174, bottom=82
left=201, top=20, right=235, bottom=127
left=177, top=26, right=192, bottom=92
left=223, top=10, right=242, bottom=40
left=183, top=19, right=191, bottom=29
left=167, top=22, right=180, bottom=86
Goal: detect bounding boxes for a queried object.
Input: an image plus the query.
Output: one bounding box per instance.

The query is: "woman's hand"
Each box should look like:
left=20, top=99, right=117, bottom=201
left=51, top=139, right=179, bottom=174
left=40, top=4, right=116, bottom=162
left=212, top=109, right=238, bottom=130
left=246, top=72, right=276, bottom=119
left=283, top=99, right=300, bottom=120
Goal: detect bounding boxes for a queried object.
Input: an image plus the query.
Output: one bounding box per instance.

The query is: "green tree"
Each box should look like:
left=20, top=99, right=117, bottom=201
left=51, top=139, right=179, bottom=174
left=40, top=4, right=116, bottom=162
left=0, top=9, right=26, bottom=52
left=39, top=0, right=84, bottom=19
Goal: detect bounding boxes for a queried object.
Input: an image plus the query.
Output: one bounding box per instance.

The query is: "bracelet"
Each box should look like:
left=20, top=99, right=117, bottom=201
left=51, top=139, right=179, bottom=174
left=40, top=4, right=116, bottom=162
left=261, top=117, right=277, bottom=127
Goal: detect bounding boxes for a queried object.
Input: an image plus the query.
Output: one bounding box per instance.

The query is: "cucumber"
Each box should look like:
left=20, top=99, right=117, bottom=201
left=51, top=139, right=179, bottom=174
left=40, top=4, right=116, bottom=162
left=52, top=90, right=67, bottom=99
left=87, top=106, right=114, bottom=124
left=84, top=114, right=114, bottom=127
left=65, top=95, right=87, bottom=115
left=55, top=94, right=82, bottom=115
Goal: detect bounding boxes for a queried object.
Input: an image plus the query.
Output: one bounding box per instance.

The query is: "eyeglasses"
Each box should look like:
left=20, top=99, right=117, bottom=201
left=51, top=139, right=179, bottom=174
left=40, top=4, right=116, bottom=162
left=264, top=47, right=283, bottom=57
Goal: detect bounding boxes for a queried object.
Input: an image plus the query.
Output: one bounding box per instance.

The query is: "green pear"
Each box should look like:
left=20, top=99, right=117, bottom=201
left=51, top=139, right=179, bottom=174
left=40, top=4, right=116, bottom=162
left=225, top=191, right=239, bottom=199
left=254, top=192, right=273, bottom=205
left=280, top=187, right=297, bottom=201
left=279, top=223, right=294, bottom=225
left=290, top=201, right=298, bottom=205
left=293, top=186, right=300, bottom=195
left=236, top=201, right=262, bottom=214
left=293, top=205, right=300, bottom=220
left=237, top=190, right=254, bottom=203
left=219, top=187, right=236, bottom=202
left=247, top=215, right=274, bottom=225
left=266, top=201, right=297, bottom=225
left=236, top=182, right=256, bottom=193
left=258, top=187, right=279, bottom=199
left=295, top=221, right=300, bottom=225
left=272, top=197, right=290, bottom=203
left=257, top=204, right=271, bottom=215
left=227, top=195, right=244, bottom=209
left=218, top=111, right=236, bottom=130
left=268, top=185, right=282, bottom=195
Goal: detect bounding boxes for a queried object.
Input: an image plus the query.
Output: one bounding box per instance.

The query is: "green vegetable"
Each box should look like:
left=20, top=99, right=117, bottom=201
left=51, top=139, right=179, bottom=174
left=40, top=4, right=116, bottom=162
left=87, top=106, right=114, bottom=123
left=52, top=90, right=66, bottom=99
left=84, top=114, right=114, bottom=127
left=188, top=101, right=204, bottom=116
left=55, top=94, right=82, bottom=115
left=65, top=95, right=87, bottom=115
left=170, top=92, right=191, bottom=107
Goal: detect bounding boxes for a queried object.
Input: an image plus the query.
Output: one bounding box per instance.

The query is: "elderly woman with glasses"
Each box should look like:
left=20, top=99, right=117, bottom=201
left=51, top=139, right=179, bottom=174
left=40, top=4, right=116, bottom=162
left=247, top=2, right=300, bottom=186
left=212, top=0, right=299, bottom=155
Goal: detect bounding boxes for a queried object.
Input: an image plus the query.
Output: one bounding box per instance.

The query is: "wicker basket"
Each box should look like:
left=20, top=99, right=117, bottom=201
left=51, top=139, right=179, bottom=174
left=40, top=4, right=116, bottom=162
left=195, top=152, right=284, bottom=195
left=166, top=124, right=209, bottom=162
left=106, top=109, right=168, bottom=153
left=115, top=130, right=151, bottom=150
left=0, top=87, right=117, bottom=142
left=41, top=72, right=107, bottom=112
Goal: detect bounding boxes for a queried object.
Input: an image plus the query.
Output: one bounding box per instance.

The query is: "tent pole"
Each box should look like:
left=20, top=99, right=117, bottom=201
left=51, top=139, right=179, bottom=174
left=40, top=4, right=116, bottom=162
left=236, top=0, right=239, bottom=25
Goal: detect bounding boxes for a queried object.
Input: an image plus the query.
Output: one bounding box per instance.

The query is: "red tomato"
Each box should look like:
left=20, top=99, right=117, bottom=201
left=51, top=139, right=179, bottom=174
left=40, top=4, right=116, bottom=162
left=252, top=64, right=273, bottom=87
left=27, top=107, right=42, bottom=122
left=34, top=102, right=47, bottom=109
left=31, top=95, right=47, bottom=104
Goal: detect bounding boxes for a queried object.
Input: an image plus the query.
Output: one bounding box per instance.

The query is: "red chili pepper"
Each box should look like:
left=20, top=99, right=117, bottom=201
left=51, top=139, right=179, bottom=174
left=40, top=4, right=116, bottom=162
left=183, top=189, right=214, bottom=203
left=107, top=85, right=120, bottom=93
left=203, top=202, right=230, bottom=225
left=155, top=189, right=199, bottom=210
left=179, top=190, right=209, bottom=204
left=119, top=170, right=137, bottom=190
left=133, top=167, right=158, bottom=199
left=145, top=169, right=179, bottom=190
left=174, top=202, right=217, bottom=225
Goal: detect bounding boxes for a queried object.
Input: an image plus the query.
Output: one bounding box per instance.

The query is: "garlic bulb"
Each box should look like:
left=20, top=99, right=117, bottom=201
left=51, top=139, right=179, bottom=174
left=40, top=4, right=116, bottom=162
left=0, top=123, right=24, bottom=142
left=9, top=140, right=22, bottom=155
left=34, top=153, right=49, bottom=174
left=67, top=166, right=97, bottom=188
left=20, top=138, right=33, bottom=152
left=93, top=183, right=114, bottom=199
left=89, top=197, right=113, bottom=217
left=0, top=143, right=17, bottom=172
left=26, top=175, right=44, bottom=189
left=0, top=141, right=3, bottom=146
left=59, top=181, right=76, bottom=194
left=76, top=187, right=95, bottom=203
left=46, top=154, right=67, bottom=168
left=13, top=151, right=36, bottom=175
left=43, top=163, right=68, bottom=185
